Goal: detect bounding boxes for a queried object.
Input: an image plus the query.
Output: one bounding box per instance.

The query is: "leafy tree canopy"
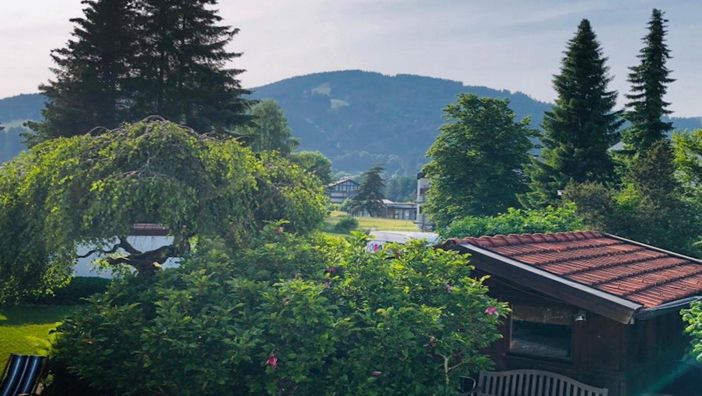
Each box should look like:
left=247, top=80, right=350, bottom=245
left=290, top=150, right=333, bottom=185
left=441, top=203, right=583, bottom=239
left=244, top=100, right=299, bottom=155
left=673, top=130, right=702, bottom=201
left=385, top=175, right=416, bottom=202
left=566, top=140, right=701, bottom=256
left=424, top=94, right=535, bottom=228
left=0, top=118, right=326, bottom=302
left=51, top=230, right=506, bottom=395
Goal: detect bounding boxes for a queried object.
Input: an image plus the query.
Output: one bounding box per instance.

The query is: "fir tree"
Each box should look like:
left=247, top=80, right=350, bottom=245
left=624, top=9, right=674, bottom=155
left=29, top=0, right=251, bottom=144
left=27, top=0, right=138, bottom=143
left=350, top=166, right=386, bottom=217
left=130, top=0, right=251, bottom=133
left=522, top=19, right=622, bottom=208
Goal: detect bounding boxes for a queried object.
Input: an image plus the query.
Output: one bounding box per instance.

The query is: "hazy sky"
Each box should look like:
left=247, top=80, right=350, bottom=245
left=1, top=0, right=701, bottom=116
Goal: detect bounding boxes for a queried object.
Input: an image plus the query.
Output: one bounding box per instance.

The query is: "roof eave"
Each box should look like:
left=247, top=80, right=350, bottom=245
left=450, top=242, right=643, bottom=325
left=635, top=296, right=702, bottom=320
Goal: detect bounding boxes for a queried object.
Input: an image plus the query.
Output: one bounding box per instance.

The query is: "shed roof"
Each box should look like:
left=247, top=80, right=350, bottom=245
left=445, top=231, right=702, bottom=323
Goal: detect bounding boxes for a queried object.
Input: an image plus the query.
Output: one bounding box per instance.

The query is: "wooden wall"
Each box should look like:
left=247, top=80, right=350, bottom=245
left=482, top=276, right=696, bottom=396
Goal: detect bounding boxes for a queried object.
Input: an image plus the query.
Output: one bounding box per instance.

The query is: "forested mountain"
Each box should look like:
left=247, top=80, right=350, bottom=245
left=0, top=94, right=45, bottom=162
left=1, top=70, right=700, bottom=173
left=251, top=70, right=551, bottom=174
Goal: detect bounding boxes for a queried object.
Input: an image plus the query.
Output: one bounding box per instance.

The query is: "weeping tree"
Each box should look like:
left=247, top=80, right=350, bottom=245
left=0, top=117, right=327, bottom=302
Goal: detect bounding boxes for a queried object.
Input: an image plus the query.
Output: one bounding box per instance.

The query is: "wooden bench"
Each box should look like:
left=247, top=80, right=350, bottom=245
left=466, top=369, right=608, bottom=396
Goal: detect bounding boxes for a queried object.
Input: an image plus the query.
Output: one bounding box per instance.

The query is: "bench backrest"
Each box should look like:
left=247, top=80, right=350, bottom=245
left=477, top=369, right=608, bottom=396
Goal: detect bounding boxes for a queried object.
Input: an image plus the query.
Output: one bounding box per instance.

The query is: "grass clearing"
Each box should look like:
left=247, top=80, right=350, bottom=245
left=0, top=305, right=77, bottom=366
left=324, top=210, right=418, bottom=232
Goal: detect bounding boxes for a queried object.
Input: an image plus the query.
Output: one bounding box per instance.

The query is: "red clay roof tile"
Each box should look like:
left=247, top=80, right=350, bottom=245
left=454, top=231, right=702, bottom=308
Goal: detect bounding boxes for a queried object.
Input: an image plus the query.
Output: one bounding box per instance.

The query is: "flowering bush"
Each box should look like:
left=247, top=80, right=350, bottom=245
left=50, top=227, right=506, bottom=395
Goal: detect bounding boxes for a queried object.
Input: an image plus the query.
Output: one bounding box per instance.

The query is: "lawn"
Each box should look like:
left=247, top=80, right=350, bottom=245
left=0, top=305, right=77, bottom=366
left=325, top=210, right=418, bottom=232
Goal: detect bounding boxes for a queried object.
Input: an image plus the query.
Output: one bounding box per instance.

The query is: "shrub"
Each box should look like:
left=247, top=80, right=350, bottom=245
left=50, top=227, right=506, bottom=395
left=442, top=202, right=583, bottom=238
left=683, top=303, right=702, bottom=359
left=54, top=277, right=110, bottom=304
left=333, top=216, right=359, bottom=233
left=25, top=277, right=110, bottom=305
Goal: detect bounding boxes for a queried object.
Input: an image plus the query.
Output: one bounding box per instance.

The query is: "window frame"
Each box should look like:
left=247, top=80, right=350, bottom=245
left=508, top=303, right=575, bottom=362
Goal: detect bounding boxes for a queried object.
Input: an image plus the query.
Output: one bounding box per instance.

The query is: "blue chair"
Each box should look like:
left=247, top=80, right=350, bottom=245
left=0, top=355, right=47, bottom=396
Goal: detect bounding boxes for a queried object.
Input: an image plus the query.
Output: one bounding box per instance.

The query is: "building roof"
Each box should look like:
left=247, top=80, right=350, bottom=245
left=445, top=231, right=702, bottom=324
left=131, top=223, right=169, bottom=236
left=326, top=177, right=359, bottom=188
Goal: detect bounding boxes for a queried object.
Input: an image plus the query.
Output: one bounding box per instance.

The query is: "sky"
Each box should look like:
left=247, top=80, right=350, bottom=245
left=1, top=0, right=701, bottom=116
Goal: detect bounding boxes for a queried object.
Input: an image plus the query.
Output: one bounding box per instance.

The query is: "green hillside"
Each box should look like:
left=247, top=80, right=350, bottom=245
left=251, top=70, right=551, bottom=175
left=1, top=71, right=701, bottom=174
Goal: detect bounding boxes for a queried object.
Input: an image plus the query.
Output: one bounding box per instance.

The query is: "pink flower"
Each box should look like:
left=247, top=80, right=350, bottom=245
left=266, top=354, right=278, bottom=369
left=370, top=370, right=382, bottom=377
left=484, top=306, right=499, bottom=316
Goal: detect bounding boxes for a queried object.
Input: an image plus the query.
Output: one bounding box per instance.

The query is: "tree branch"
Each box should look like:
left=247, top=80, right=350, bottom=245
left=76, top=242, right=123, bottom=259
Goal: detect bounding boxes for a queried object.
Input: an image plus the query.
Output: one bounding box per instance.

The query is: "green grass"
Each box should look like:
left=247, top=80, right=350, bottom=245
left=0, top=305, right=77, bottom=366
left=324, top=211, right=418, bottom=232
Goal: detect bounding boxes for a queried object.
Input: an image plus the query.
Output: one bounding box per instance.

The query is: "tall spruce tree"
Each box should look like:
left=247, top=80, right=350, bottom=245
left=130, top=0, right=251, bottom=133
left=624, top=9, right=674, bottom=155
left=29, top=0, right=251, bottom=143
left=522, top=19, right=622, bottom=208
left=27, top=0, right=137, bottom=143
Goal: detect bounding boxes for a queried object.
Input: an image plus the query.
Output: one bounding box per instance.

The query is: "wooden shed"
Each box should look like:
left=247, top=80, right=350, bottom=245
left=442, top=231, right=702, bottom=396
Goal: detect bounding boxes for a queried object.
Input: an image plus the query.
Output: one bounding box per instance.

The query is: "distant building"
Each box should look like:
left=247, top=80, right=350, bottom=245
left=350, top=199, right=417, bottom=220
left=326, top=177, right=360, bottom=204
left=382, top=199, right=417, bottom=220
left=366, top=230, right=439, bottom=252
left=415, top=172, right=433, bottom=231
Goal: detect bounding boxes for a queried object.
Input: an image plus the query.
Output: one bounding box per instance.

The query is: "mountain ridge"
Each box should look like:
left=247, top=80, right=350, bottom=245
left=1, top=70, right=701, bottom=173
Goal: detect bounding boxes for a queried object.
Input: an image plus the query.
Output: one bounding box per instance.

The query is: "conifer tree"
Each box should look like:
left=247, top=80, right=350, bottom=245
left=27, top=0, right=138, bottom=143
left=29, top=0, right=251, bottom=143
left=350, top=166, right=386, bottom=217
left=130, top=0, right=251, bottom=134
left=624, top=9, right=674, bottom=155
left=522, top=19, right=622, bottom=208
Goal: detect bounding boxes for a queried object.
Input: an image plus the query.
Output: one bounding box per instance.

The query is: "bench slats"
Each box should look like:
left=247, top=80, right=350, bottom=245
left=474, top=369, right=608, bottom=396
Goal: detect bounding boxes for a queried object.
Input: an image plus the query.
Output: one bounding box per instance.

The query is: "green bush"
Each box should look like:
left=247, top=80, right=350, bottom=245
left=442, top=202, right=583, bottom=238
left=26, top=277, right=110, bottom=305
left=50, top=227, right=506, bottom=395
left=333, top=216, right=359, bottom=233
left=683, top=302, right=702, bottom=362
left=53, top=277, right=110, bottom=304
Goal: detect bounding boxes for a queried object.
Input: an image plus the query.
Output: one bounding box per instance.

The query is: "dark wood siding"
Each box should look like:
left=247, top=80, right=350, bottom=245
left=481, top=276, right=697, bottom=396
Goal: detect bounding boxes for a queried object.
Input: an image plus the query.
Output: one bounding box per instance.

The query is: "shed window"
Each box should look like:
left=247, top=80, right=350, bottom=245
left=510, top=304, right=572, bottom=360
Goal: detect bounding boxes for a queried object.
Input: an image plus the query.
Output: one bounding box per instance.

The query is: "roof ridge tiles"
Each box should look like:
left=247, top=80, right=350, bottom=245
left=531, top=246, right=652, bottom=267
left=460, top=230, right=604, bottom=248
